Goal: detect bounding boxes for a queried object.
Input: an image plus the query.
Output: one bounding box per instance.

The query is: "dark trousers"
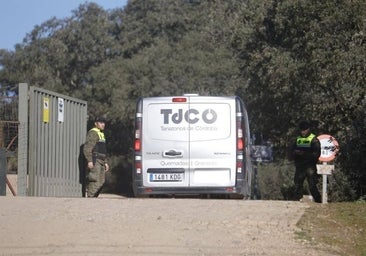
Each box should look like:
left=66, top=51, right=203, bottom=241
left=294, top=165, right=321, bottom=203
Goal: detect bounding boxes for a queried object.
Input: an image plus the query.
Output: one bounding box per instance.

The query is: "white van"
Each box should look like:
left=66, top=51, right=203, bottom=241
left=133, top=95, right=252, bottom=198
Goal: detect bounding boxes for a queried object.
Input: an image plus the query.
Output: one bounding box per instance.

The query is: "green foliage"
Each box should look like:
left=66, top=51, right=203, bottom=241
left=255, top=161, right=298, bottom=201
left=255, top=162, right=286, bottom=200
left=236, top=0, right=366, bottom=199
left=328, top=168, right=357, bottom=202
left=255, top=160, right=356, bottom=202
left=0, top=0, right=365, bottom=199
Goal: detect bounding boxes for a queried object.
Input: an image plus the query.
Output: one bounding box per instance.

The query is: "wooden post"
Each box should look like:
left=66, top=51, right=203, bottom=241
left=0, top=148, right=6, bottom=195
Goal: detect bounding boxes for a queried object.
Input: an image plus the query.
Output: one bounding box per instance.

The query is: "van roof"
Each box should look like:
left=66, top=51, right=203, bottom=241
left=183, top=93, right=199, bottom=96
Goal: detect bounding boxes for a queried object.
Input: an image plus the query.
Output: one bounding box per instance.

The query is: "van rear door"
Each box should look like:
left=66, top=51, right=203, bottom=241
left=142, top=97, right=190, bottom=187
left=188, top=97, right=236, bottom=187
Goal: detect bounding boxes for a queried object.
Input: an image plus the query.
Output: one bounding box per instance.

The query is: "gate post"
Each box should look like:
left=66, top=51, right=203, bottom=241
left=18, top=83, right=29, bottom=196
left=0, top=148, right=6, bottom=195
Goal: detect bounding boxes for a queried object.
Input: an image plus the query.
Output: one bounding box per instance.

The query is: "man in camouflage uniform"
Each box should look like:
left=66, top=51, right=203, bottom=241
left=83, top=116, right=109, bottom=197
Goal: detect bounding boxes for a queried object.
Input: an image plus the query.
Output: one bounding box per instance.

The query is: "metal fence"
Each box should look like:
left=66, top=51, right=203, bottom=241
left=1, top=83, right=87, bottom=197
left=0, top=90, right=19, bottom=196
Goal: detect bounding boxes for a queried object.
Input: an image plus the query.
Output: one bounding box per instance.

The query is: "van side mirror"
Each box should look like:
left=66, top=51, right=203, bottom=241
left=250, top=145, right=273, bottom=163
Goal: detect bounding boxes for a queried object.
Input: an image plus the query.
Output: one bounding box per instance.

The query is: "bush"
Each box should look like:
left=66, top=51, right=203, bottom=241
left=254, top=161, right=294, bottom=200
left=254, top=160, right=356, bottom=202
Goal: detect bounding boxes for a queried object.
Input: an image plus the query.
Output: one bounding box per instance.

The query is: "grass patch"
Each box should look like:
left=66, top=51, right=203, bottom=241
left=297, top=201, right=366, bottom=256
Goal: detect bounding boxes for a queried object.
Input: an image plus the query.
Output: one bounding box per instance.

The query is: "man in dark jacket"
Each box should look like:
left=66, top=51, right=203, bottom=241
left=83, top=116, right=109, bottom=197
left=291, top=121, right=321, bottom=203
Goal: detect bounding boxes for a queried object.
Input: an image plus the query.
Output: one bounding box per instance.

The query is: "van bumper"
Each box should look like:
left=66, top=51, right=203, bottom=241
left=133, top=179, right=248, bottom=198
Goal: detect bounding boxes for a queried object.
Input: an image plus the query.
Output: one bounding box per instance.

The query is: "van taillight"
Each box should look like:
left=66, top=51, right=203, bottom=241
left=237, top=160, right=243, bottom=168
left=236, top=116, right=244, bottom=174
left=237, top=125, right=244, bottom=150
left=237, top=138, right=244, bottom=150
left=135, top=129, right=141, bottom=139
left=135, top=162, right=142, bottom=168
left=172, top=97, right=187, bottom=102
left=236, top=160, right=243, bottom=173
left=134, top=139, right=141, bottom=151
left=134, top=114, right=142, bottom=175
left=135, top=162, right=142, bottom=174
left=135, top=117, right=142, bottom=151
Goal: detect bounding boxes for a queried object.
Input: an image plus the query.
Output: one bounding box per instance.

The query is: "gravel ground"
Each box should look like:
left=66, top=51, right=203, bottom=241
left=0, top=195, right=337, bottom=256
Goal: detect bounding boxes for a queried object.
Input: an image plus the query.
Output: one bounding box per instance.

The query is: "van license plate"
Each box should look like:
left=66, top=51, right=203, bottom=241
left=150, top=173, right=183, bottom=182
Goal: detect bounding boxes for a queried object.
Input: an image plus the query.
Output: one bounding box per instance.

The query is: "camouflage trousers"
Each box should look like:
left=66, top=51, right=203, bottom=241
left=86, top=160, right=106, bottom=197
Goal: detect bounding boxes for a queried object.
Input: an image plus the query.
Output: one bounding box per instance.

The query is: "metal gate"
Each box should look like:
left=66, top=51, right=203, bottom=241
left=18, top=83, right=87, bottom=197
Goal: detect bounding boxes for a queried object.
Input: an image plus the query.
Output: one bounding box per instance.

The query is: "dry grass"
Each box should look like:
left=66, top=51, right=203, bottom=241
left=296, top=201, right=366, bottom=256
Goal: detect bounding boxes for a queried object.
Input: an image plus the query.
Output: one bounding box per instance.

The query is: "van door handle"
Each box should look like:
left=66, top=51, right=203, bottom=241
left=163, top=150, right=183, bottom=158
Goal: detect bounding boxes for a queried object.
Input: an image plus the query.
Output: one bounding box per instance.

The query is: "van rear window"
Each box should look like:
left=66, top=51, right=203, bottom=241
left=145, top=103, right=232, bottom=141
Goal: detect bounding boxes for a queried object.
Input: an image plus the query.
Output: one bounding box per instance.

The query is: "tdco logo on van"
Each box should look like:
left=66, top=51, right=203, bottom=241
left=160, top=109, right=217, bottom=124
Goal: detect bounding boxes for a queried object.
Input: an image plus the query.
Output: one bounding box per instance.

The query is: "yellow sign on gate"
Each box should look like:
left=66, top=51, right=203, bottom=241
left=43, top=97, right=50, bottom=123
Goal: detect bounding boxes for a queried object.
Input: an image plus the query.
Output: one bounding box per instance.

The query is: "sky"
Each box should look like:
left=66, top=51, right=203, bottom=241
left=0, top=0, right=128, bottom=51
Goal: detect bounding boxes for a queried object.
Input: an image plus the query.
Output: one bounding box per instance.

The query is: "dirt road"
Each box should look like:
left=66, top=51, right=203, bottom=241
left=0, top=195, right=335, bottom=255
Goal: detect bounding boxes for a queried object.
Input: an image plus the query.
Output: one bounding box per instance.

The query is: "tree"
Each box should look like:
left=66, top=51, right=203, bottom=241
left=0, top=0, right=365, bottom=199
left=0, top=3, right=121, bottom=96
left=234, top=0, right=366, bottom=198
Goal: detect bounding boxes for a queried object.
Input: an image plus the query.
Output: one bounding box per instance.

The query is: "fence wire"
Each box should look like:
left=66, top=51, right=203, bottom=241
left=0, top=95, right=19, bottom=174
left=0, top=94, right=19, bottom=195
